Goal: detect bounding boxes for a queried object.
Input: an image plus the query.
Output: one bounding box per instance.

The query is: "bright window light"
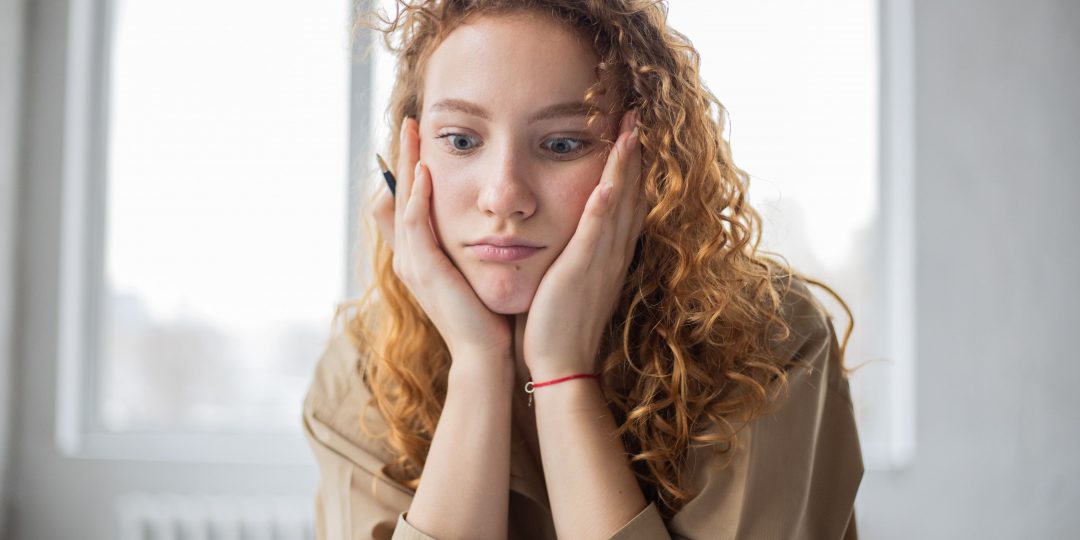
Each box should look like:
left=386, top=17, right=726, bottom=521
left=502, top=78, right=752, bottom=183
left=100, top=0, right=350, bottom=433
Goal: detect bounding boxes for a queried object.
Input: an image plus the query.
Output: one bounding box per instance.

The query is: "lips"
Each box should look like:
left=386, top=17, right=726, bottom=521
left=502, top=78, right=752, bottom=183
left=468, top=244, right=543, bottom=262
left=469, top=235, right=543, bottom=248
left=466, top=235, right=545, bottom=262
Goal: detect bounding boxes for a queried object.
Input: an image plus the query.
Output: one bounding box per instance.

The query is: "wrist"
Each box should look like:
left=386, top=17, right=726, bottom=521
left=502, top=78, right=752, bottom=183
left=522, top=366, right=602, bottom=407
left=449, top=341, right=513, bottom=365
left=524, top=370, right=605, bottom=411
left=525, top=360, right=599, bottom=385
left=448, top=349, right=515, bottom=390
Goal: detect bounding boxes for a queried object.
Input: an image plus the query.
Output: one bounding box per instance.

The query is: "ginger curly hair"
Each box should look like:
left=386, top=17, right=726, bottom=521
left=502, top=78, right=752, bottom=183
left=333, top=0, right=856, bottom=520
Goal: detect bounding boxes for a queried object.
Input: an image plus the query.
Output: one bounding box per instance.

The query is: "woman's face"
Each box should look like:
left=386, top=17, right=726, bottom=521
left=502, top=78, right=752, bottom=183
left=419, top=13, right=616, bottom=315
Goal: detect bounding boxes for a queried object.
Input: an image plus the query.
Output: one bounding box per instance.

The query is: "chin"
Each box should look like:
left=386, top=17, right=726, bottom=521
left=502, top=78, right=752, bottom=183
left=468, top=267, right=540, bottom=315
left=481, top=295, right=533, bottom=315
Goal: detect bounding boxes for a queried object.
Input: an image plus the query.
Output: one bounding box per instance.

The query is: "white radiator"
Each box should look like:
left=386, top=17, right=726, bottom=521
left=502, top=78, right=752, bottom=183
left=115, top=492, right=314, bottom=540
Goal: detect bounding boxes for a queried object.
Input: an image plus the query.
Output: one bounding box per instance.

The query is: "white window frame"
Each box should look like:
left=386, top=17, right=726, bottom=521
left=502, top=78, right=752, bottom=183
left=868, top=0, right=916, bottom=471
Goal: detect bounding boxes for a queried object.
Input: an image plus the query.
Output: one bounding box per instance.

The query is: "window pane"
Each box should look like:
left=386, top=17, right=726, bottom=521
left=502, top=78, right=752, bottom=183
left=100, top=0, right=349, bottom=433
left=665, top=0, right=884, bottom=446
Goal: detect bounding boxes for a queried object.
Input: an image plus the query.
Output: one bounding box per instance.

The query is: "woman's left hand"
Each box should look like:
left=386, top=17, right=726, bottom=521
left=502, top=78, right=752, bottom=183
left=523, top=109, right=647, bottom=382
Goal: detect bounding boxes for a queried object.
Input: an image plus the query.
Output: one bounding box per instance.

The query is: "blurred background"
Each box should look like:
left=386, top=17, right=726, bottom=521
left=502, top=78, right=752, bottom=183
left=1, top=0, right=1077, bottom=538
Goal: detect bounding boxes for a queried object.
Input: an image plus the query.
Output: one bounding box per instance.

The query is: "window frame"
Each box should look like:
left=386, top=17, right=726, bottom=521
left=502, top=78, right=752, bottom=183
left=868, top=0, right=917, bottom=470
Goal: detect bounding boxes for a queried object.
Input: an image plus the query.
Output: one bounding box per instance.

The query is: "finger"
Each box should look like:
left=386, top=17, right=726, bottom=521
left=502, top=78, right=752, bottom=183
left=594, top=109, right=637, bottom=256
left=622, top=110, right=643, bottom=202
left=612, top=111, right=643, bottom=253
left=402, top=161, right=448, bottom=281
left=605, top=109, right=636, bottom=196
left=557, top=111, right=630, bottom=267
left=568, top=181, right=614, bottom=269
left=395, top=117, right=419, bottom=246
left=596, top=110, right=636, bottom=211
left=625, top=197, right=648, bottom=256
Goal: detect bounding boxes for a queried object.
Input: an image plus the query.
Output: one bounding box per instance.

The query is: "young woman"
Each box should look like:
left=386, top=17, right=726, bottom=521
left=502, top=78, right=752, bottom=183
left=302, top=1, right=865, bottom=538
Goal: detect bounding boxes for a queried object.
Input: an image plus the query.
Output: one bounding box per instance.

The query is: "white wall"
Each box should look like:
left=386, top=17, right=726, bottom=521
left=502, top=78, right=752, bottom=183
left=856, top=0, right=1080, bottom=537
left=0, top=0, right=27, bottom=535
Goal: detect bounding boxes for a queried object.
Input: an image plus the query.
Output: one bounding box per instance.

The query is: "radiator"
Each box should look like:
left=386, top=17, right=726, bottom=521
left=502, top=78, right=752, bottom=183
left=115, top=492, right=314, bottom=540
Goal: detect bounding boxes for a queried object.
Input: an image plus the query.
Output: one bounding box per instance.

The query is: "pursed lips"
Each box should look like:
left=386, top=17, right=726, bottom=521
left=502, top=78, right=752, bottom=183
left=467, top=242, right=544, bottom=262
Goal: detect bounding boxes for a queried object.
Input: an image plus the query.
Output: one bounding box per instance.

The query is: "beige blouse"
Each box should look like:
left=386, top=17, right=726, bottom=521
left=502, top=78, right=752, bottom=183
left=301, top=278, right=864, bottom=539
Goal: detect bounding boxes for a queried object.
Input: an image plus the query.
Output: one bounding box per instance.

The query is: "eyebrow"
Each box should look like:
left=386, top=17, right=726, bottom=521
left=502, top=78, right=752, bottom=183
left=428, top=98, right=594, bottom=123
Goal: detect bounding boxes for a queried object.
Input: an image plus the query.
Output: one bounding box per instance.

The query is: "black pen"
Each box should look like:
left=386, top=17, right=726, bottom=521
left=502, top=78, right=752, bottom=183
left=375, top=153, right=396, bottom=197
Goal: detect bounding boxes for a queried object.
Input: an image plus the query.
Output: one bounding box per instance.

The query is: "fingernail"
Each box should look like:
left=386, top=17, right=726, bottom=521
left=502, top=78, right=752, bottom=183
left=414, top=160, right=422, bottom=178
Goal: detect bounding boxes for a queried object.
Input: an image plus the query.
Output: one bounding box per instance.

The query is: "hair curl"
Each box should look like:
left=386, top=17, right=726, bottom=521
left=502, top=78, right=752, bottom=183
left=333, top=0, right=857, bottom=520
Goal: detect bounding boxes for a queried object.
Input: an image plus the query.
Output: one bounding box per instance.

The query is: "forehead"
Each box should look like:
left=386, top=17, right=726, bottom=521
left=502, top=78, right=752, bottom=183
left=422, top=13, right=604, bottom=117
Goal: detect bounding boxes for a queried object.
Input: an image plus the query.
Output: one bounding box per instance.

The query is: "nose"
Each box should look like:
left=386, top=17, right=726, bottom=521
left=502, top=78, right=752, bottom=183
left=477, top=146, right=537, bottom=220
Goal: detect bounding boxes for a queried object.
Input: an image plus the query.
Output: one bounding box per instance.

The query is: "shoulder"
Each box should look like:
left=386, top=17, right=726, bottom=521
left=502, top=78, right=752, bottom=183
left=302, top=328, right=398, bottom=464
left=769, top=272, right=851, bottom=398
left=304, top=328, right=363, bottom=408
left=773, top=273, right=832, bottom=357
left=665, top=274, right=863, bottom=538
left=301, top=329, right=420, bottom=520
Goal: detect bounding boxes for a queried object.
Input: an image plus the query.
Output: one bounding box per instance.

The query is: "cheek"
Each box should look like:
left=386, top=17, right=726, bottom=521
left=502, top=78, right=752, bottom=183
left=432, top=179, right=474, bottom=212
left=547, top=172, right=602, bottom=242
left=427, top=169, right=474, bottom=243
left=561, top=184, right=594, bottom=222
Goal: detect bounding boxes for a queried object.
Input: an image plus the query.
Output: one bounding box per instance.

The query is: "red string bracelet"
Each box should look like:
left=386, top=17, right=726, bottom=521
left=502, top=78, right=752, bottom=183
left=524, top=372, right=601, bottom=407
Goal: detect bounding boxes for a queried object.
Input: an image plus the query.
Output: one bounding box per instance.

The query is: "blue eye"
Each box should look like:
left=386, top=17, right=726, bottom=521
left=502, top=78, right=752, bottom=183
left=543, top=137, right=589, bottom=158
left=436, top=133, right=480, bottom=153
left=434, top=132, right=592, bottom=161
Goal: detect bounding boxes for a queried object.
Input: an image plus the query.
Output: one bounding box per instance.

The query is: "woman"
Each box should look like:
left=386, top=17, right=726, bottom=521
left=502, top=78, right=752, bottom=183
left=302, top=1, right=865, bottom=538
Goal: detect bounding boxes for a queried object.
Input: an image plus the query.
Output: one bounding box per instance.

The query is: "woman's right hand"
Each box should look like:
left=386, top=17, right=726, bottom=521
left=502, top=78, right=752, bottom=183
left=373, top=117, right=514, bottom=369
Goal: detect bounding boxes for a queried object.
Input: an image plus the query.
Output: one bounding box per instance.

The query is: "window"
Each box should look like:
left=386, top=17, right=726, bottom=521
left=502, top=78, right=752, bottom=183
left=663, top=0, right=915, bottom=470
left=59, top=0, right=352, bottom=462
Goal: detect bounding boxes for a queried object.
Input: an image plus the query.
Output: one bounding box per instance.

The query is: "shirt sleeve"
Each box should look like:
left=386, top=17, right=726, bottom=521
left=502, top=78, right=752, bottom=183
left=301, top=330, right=438, bottom=540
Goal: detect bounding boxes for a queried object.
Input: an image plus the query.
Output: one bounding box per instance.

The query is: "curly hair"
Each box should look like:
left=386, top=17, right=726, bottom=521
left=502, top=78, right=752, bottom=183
left=333, top=0, right=857, bottom=520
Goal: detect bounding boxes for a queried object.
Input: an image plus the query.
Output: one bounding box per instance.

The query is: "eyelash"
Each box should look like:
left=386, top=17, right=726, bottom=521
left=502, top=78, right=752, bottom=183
left=434, top=132, right=592, bottom=160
